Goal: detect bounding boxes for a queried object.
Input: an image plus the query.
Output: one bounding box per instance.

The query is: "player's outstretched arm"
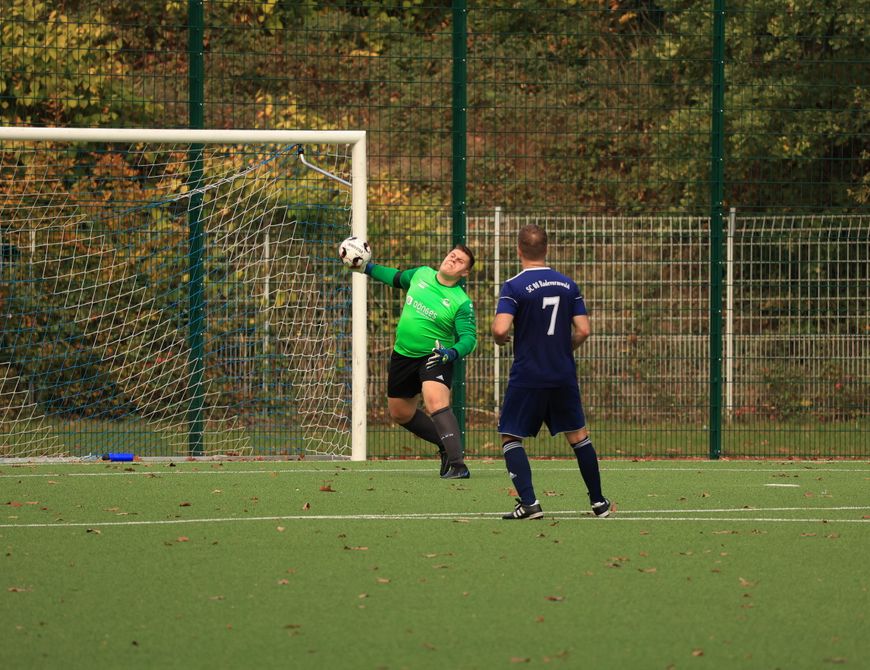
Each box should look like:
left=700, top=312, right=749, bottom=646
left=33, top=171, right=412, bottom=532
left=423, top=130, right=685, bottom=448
left=365, top=264, right=418, bottom=289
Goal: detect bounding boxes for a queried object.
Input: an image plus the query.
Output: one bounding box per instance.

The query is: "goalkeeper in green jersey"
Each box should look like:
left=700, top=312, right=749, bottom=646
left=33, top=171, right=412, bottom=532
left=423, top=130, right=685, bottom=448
left=353, top=245, right=477, bottom=479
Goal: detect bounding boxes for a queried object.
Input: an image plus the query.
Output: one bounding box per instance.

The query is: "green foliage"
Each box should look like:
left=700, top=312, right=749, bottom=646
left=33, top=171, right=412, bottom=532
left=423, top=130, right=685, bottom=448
left=0, top=0, right=155, bottom=125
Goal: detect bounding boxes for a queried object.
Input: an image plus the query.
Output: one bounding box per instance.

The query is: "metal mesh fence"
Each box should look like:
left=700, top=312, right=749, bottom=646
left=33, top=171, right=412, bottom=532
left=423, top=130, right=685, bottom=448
left=1, top=1, right=867, bottom=458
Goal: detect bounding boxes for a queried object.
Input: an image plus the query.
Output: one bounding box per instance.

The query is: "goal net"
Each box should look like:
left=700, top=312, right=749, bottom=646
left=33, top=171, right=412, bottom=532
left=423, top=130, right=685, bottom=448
left=0, top=128, right=367, bottom=461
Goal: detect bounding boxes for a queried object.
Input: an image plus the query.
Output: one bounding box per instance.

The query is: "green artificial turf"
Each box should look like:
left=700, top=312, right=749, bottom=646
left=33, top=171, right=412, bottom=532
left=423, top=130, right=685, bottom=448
left=2, top=460, right=868, bottom=669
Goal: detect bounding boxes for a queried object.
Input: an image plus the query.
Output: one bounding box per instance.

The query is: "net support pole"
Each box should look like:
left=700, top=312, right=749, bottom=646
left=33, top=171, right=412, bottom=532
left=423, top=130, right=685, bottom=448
left=708, top=0, right=726, bottom=460
left=351, top=136, right=368, bottom=461
left=187, top=0, right=206, bottom=455
left=725, top=207, right=735, bottom=424
left=493, top=206, right=501, bottom=417
left=451, top=0, right=469, bottom=440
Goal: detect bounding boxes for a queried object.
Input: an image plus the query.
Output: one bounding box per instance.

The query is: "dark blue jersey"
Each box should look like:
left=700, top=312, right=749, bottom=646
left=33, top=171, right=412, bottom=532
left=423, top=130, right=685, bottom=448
left=496, top=267, right=587, bottom=388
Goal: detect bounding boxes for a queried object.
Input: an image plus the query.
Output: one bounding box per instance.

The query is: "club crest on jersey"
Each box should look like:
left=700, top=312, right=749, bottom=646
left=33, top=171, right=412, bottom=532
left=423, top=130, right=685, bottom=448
left=441, top=298, right=450, bottom=307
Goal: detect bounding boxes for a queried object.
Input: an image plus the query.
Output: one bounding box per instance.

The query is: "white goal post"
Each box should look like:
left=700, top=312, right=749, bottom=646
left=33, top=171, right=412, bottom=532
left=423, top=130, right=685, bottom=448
left=0, top=127, right=367, bottom=461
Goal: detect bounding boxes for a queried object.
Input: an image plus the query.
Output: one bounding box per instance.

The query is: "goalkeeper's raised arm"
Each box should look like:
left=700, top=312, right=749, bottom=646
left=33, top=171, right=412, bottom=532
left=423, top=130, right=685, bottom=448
left=364, top=244, right=477, bottom=480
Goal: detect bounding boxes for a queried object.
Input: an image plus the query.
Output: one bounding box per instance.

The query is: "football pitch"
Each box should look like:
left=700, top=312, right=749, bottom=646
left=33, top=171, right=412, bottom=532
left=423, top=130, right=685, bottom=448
left=2, top=459, right=868, bottom=669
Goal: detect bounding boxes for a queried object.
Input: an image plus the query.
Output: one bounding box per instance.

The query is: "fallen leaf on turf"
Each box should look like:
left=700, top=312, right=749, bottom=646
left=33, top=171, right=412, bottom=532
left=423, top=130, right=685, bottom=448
left=376, top=578, right=391, bottom=584
left=302, top=502, right=311, bottom=511
left=545, top=595, right=564, bottom=601
left=344, top=546, right=368, bottom=551
left=358, top=593, right=368, bottom=599
left=86, top=528, right=101, bottom=534
left=277, top=579, right=289, bottom=585
left=276, top=526, right=285, bottom=532
left=6, top=501, right=22, bottom=507
left=544, top=490, right=558, bottom=497
left=319, top=485, right=336, bottom=492
left=692, top=649, right=704, bottom=657
left=535, top=616, right=545, bottom=623
left=739, top=577, right=755, bottom=588
left=8, top=586, right=31, bottom=592
left=510, top=658, right=531, bottom=664
left=177, top=536, right=189, bottom=543
left=179, top=502, right=192, bottom=507
left=508, top=488, right=519, bottom=497
left=639, top=568, right=657, bottom=574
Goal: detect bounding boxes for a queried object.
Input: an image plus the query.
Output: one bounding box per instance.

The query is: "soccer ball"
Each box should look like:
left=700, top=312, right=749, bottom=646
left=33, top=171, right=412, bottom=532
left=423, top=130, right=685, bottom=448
left=339, top=236, right=371, bottom=269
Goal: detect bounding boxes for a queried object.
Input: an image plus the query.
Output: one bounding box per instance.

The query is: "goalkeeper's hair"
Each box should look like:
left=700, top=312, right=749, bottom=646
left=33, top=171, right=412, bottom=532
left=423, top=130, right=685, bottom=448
left=518, top=224, right=547, bottom=261
left=454, top=243, right=476, bottom=269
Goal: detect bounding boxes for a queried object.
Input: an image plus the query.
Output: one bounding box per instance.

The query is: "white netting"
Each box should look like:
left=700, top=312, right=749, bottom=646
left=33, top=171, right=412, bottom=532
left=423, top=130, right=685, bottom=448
left=0, top=139, right=356, bottom=459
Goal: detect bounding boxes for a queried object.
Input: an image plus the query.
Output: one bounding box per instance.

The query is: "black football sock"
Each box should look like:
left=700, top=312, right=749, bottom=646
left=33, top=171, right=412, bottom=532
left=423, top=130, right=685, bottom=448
left=572, top=436, right=604, bottom=503
left=503, top=440, right=536, bottom=505
left=398, top=409, right=445, bottom=452
left=430, top=407, right=464, bottom=466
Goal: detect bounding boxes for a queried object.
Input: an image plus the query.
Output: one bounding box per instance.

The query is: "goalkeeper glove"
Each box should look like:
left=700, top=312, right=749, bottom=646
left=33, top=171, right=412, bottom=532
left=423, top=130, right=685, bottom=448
left=426, top=339, right=458, bottom=369
left=348, top=261, right=371, bottom=274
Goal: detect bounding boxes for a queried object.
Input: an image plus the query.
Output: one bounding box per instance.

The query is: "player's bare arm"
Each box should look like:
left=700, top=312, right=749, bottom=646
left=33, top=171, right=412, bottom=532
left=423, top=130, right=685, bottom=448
left=491, top=312, right=514, bottom=346
left=571, top=314, right=591, bottom=350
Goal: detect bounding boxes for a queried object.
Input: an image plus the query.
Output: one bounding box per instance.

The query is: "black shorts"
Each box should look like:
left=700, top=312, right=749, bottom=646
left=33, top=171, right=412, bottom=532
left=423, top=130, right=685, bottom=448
left=387, top=351, right=454, bottom=398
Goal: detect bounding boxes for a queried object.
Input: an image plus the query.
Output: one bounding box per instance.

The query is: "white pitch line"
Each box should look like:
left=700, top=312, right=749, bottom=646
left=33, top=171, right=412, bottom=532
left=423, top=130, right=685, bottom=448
left=2, top=464, right=869, bottom=478
left=580, top=505, right=870, bottom=514
left=2, top=508, right=869, bottom=529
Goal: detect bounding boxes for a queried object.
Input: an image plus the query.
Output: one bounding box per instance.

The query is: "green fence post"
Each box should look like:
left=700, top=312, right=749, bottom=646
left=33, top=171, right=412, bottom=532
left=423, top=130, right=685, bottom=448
left=708, top=0, right=726, bottom=459
left=187, top=0, right=205, bottom=455
left=452, top=0, right=468, bottom=439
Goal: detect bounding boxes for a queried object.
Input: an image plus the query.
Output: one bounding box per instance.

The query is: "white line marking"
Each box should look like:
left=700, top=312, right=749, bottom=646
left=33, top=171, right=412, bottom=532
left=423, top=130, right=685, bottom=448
left=596, top=506, right=870, bottom=514
left=765, top=483, right=800, bottom=487
left=2, top=507, right=868, bottom=529
left=2, top=464, right=869, bottom=478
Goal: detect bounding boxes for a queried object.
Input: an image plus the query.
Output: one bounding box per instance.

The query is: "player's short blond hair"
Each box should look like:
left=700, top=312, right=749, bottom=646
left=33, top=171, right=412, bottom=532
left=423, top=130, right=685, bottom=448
left=518, top=224, right=547, bottom=261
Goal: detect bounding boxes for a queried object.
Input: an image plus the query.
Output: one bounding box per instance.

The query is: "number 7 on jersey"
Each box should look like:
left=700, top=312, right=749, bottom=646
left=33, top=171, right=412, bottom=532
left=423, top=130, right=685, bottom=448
left=542, top=295, right=560, bottom=335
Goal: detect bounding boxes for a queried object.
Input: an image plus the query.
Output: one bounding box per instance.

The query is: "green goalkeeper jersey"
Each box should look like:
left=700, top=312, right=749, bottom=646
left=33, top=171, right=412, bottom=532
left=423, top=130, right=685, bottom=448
left=366, top=264, right=477, bottom=359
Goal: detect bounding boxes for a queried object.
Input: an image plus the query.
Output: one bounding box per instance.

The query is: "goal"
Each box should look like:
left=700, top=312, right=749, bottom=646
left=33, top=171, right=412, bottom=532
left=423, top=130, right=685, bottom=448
left=0, top=127, right=367, bottom=461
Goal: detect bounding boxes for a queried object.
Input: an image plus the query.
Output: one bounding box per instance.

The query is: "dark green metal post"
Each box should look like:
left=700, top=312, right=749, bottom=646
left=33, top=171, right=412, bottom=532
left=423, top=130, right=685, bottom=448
left=187, top=0, right=205, bottom=455
left=451, top=0, right=468, bottom=438
left=708, top=0, right=726, bottom=459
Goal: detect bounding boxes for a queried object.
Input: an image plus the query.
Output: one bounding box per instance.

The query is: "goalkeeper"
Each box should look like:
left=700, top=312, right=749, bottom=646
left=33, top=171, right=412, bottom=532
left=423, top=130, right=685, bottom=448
left=353, top=245, right=477, bottom=479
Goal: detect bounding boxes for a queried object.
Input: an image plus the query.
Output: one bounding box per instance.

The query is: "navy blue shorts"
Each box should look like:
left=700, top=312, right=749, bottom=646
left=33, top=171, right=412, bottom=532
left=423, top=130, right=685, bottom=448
left=497, top=384, right=586, bottom=438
